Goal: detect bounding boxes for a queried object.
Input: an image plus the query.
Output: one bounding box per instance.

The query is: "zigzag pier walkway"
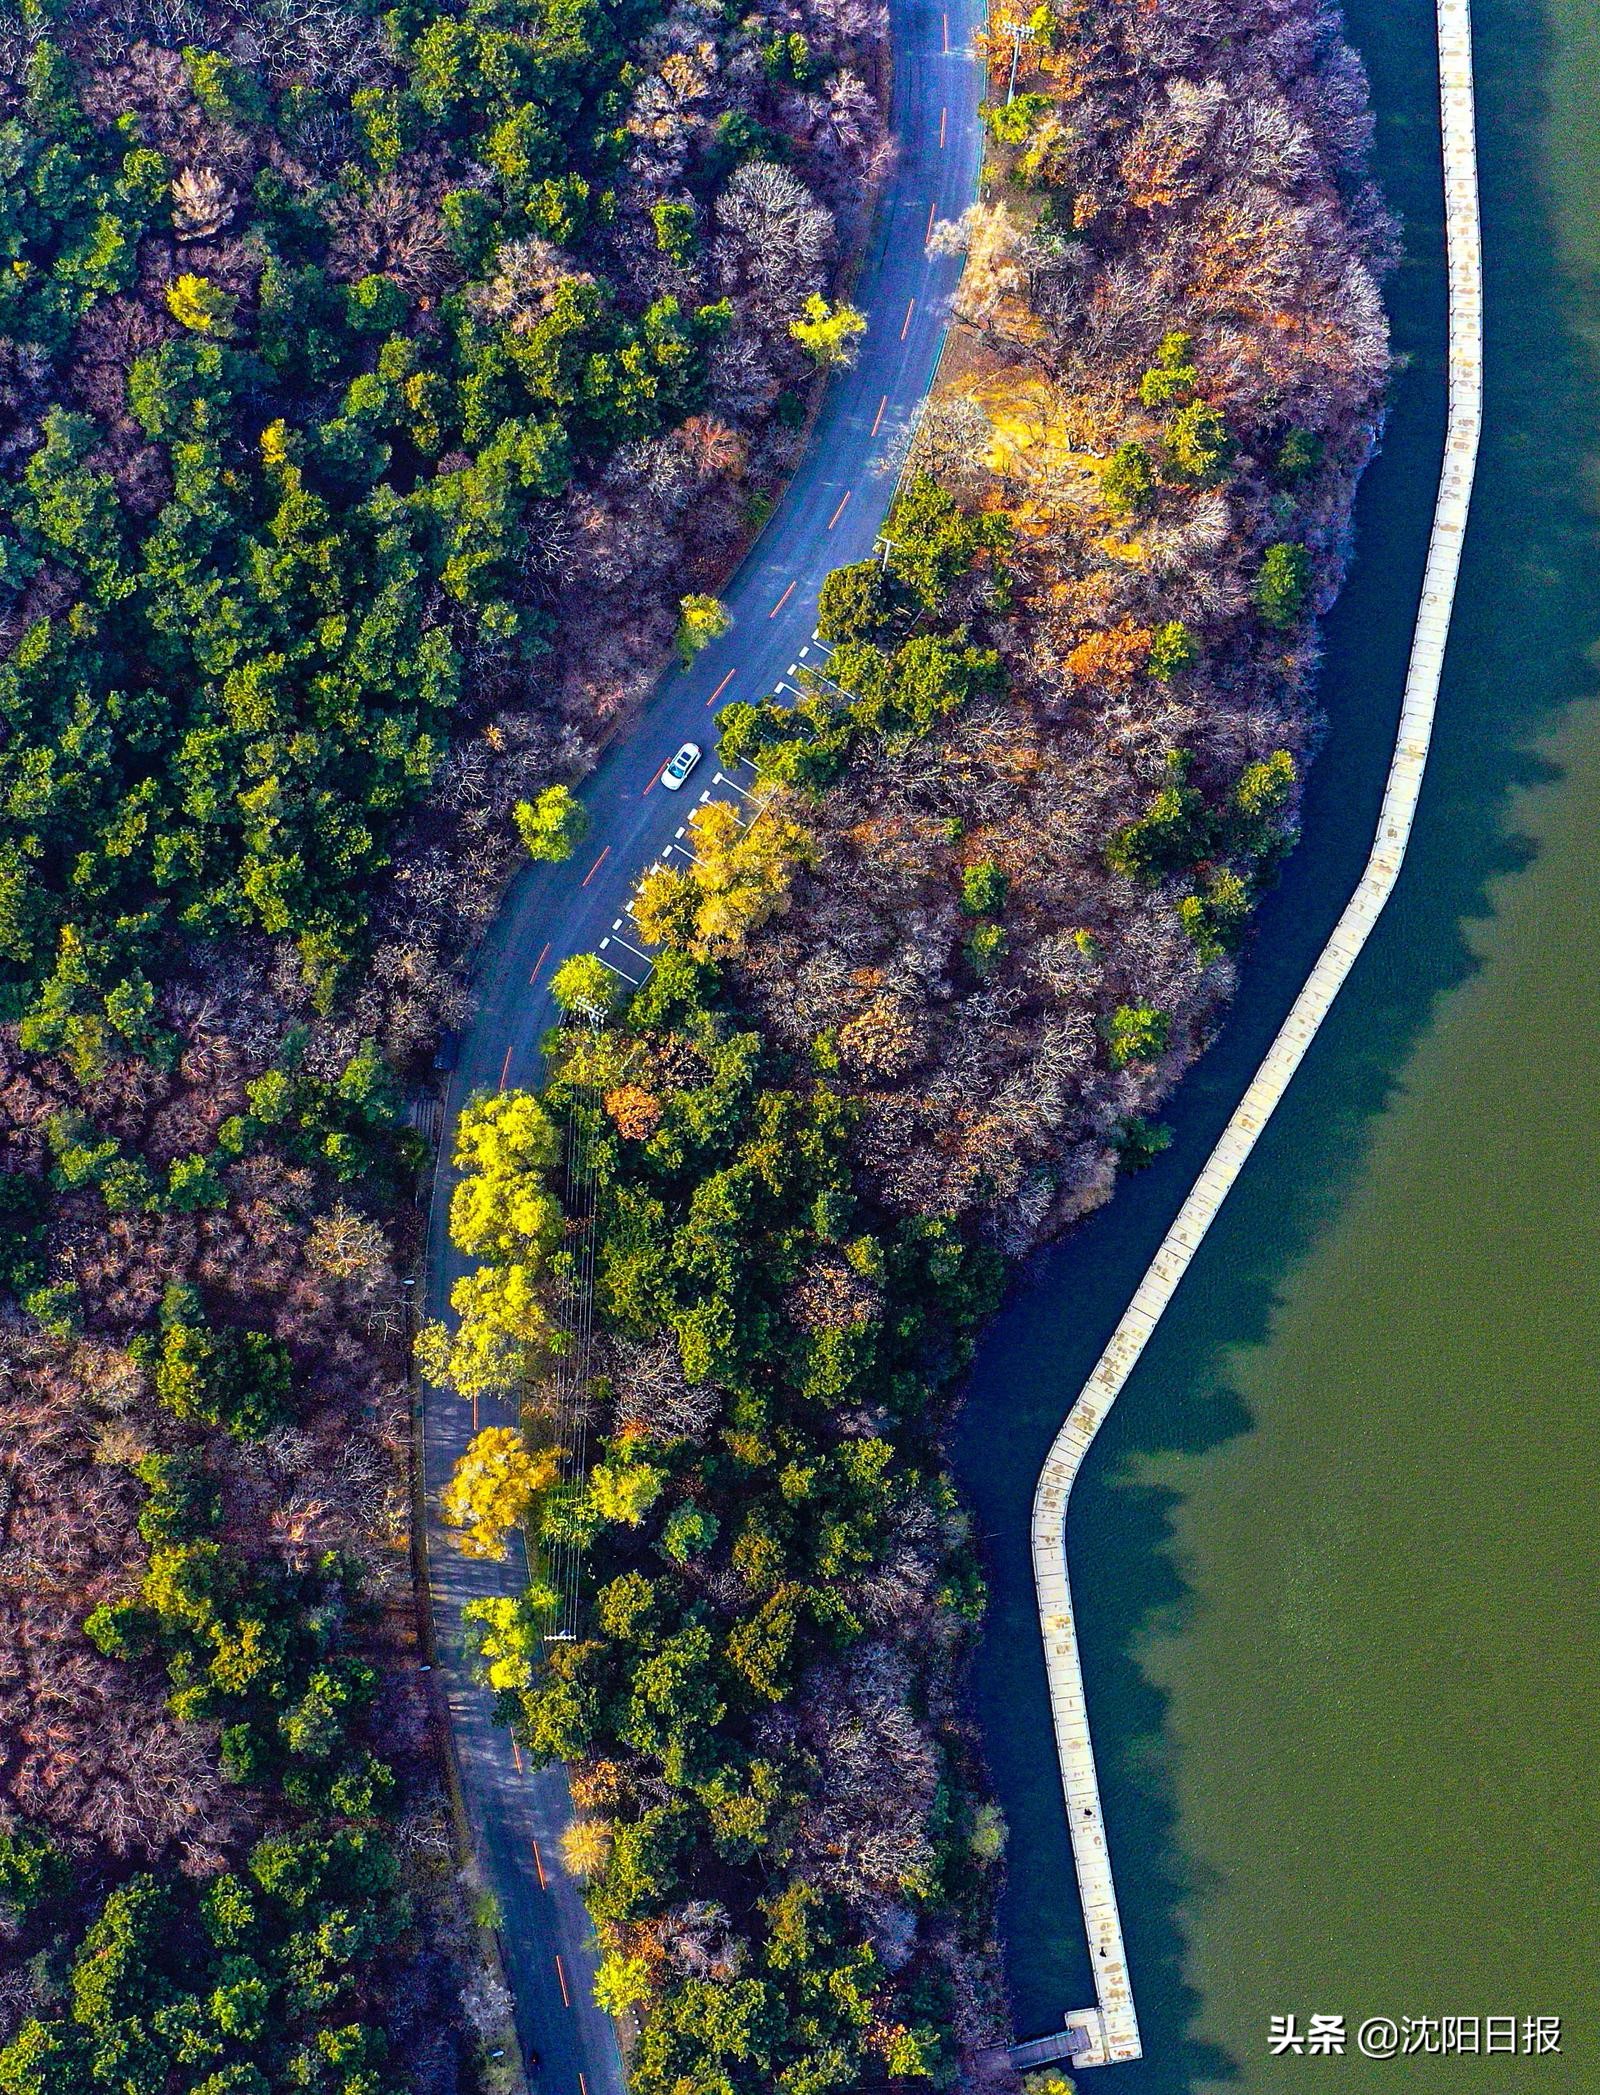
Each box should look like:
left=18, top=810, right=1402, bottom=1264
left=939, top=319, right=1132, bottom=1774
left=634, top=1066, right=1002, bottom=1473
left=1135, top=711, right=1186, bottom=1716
left=1016, top=0, right=1484, bottom=2069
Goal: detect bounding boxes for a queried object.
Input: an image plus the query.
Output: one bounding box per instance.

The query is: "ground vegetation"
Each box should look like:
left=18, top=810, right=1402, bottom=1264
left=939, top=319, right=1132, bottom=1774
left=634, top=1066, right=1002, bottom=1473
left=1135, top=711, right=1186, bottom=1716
left=0, top=0, right=887, bottom=2071
left=435, top=0, right=1395, bottom=2083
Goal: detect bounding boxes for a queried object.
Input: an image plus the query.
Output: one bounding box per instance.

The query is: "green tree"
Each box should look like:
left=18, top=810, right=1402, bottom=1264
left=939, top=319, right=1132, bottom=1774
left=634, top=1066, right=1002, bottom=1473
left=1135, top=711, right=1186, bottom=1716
left=1105, top=1003, right=1170, bottom=1068
left=1229, top=748, right=1298, bottom=855
left=1148, top=619, right=1196, bottom=682
left=589, top=1451, right=666, bottom=1528
left=1101, top=440, right=1154, bottom=518
left=1138, top=331, right=1196, bottom=408
left=1105, top=769, right=1213, bottom=884
left=550, top=952, right=624, bottom=1017
left=1110, top=1114, right=1172, bottom=1173
left=676, top=593, right=730, bottom=665
left=1254, top=541, right=1311, bottom=628
left=815, top=559, right=892, bottom=643
left=660, top=1503, right=719, bottom=1562
left=1164, top=399, right=1230, bottom=482
left=650, top=200, right=696, bottom=262
left=960, top=861, right=1008, bottom=914
left=1276, top=428, right=1324, bottom=483
left=152, top=1287, right=295, bottom=1439
left=1178, top=867, right=1251, bottom=958
left=0, top=1827, right=68, bottom=1926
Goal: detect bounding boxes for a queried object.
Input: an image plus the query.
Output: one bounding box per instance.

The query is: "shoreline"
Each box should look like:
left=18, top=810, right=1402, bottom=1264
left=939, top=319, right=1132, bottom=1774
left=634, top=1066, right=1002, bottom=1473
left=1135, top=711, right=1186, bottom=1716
left=1019, top=0, right=1485, bottom=2066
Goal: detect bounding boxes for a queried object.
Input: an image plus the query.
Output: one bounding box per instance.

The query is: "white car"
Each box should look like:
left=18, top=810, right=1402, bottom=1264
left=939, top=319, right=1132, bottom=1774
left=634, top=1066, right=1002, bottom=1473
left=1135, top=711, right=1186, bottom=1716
left=661, top=741, right=702, bottom=791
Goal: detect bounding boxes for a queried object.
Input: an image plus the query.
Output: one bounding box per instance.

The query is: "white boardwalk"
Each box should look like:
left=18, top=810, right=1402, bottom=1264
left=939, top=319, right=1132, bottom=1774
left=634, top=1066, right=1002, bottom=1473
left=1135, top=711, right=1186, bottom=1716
left=1023, top=0, right=1484, bottom=2068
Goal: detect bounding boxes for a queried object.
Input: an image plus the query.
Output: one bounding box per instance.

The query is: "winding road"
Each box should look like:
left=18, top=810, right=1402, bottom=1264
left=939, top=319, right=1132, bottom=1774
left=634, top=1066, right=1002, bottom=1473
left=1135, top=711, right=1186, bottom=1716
left=419, top=5, right=986, bottom=2087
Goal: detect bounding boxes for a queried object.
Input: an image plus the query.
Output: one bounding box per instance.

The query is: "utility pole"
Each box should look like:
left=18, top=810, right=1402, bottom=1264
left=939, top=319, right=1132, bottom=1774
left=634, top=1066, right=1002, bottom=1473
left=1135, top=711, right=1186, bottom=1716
left=1006, top=16, right=1035, bottom=102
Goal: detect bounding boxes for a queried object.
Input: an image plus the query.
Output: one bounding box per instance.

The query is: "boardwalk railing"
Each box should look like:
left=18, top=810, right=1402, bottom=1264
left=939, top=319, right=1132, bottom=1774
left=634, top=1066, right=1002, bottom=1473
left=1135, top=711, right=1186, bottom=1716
left=1022, top=0, right=1484, bottom=2067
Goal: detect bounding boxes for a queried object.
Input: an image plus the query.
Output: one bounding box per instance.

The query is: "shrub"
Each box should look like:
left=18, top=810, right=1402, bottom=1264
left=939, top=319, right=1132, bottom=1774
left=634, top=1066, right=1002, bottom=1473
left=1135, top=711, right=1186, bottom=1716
left=984, top=91, right=1052, bottom=146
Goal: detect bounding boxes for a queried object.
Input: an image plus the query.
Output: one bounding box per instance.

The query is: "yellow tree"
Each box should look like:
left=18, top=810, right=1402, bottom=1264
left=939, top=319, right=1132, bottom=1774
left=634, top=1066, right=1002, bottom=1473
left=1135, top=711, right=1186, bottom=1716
left=789, top=294, right=867, bottom=367
left=449, top=1091, right=562, bottom=1262
left=561, top=1817, right=613, bottom=1879
left=416, top=1090, right=566, bottom=1396
left=632, top=801, right=813, bottom=958
left=442, top=1426, right=557, bottom=1560
left=416, top=1262, right=563, bottom=1397
left=630, top=863, right=699, bottom=949
left=165, top=273, right=237, bottom=333
left=690, top=800, right=813, bottom=953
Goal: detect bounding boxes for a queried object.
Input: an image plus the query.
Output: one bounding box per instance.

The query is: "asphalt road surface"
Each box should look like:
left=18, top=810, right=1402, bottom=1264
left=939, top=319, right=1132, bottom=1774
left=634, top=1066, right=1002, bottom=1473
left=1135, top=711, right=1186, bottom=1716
left=420, top=2, right=986, bottom=2085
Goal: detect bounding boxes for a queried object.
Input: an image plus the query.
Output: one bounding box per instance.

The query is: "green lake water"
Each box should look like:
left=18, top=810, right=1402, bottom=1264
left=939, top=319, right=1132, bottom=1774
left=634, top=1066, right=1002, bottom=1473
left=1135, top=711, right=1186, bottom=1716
left=953, top=0, right=1600, bottom=2083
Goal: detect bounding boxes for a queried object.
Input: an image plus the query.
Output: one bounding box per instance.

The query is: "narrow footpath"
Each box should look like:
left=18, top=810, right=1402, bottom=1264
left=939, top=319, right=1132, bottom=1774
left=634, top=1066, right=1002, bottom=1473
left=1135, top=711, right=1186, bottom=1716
left=418, top=4, right=988, bottom=2089
left=1022, top=0, right=1484, bottom=2069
